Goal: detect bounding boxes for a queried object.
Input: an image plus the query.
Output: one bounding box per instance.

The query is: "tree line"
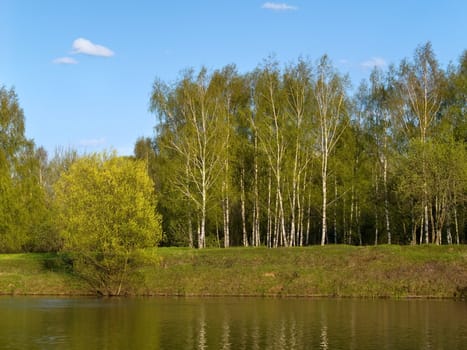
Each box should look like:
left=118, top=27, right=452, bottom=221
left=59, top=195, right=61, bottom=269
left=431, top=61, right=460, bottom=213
left=146, top=43, right=467, bottom=248
left=0, top=86, right=161, bottom=293
left=1, top=42, right=466, bottom=253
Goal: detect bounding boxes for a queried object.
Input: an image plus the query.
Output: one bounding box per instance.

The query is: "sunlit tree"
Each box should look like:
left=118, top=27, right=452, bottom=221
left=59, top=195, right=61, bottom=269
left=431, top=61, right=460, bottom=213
left=54, top=153, right=162, bottom=295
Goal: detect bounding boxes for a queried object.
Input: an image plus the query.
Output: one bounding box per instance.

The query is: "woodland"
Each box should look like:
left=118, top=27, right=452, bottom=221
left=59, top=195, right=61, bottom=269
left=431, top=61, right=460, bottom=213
left=1, top=42, right=466, bottom=253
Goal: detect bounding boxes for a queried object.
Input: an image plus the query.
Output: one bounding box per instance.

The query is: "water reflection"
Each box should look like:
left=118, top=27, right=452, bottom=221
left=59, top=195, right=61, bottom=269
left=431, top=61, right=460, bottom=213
left=198, top=304, right=206, bottom=350
left=221, top=313, right=230, bottom=350
left=320, top=325, right=328, bottom=350
left=0, top=297, right=466, bottom=349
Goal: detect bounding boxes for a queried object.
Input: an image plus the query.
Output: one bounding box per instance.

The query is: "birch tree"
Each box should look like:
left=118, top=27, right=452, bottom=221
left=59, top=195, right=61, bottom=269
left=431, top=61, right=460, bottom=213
left=151, top=68, right=229, bottom=248
left=399, top=42, right=444, bottom=244
left=247, top=74, right=266, bottom=247
left=209, top=65, right=250, bottom=247
left=283, top=59, right=314, bottom=246
left=362, top=68, right=401, bottom=244
left=253, top=60, right=289, bottom=247
left=311, top=56, right=349, bottom=245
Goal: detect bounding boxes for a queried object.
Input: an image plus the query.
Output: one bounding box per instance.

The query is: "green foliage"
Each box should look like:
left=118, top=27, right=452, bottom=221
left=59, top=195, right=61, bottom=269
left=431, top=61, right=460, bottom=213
left=3, top=43, right=467, bottom=253
left=0, top=86, right=54, bottom=252
left=151, top=67, right=238, bottom=248
left=54, top=153, right=162, bottom=295
left=150, top=46, right=467, bottom=247
left=398, top=139, right=467, bottom=243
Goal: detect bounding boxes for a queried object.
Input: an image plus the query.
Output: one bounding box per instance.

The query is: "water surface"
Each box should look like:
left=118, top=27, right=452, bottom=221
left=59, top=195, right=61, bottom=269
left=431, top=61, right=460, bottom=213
left=0, top=297, right=466, bottom=349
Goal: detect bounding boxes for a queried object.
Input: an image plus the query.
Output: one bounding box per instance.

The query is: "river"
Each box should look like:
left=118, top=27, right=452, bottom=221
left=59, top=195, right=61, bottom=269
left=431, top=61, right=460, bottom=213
left=0, top=297, right=466, bottom=349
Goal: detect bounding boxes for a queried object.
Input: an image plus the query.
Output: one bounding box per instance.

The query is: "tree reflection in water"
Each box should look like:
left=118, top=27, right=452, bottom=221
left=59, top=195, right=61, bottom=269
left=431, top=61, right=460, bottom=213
left=0, top=297, right=466, bottom=349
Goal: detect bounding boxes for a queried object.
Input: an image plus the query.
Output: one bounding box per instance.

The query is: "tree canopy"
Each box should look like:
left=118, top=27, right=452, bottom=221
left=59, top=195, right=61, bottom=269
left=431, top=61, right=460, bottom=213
left=0, top=86, right=52, bottom=252
left=1, top=43, right=466, bottom=255
left=149, top=44, right=467, bottom=247
left=54, top=153, right=162, bottom=295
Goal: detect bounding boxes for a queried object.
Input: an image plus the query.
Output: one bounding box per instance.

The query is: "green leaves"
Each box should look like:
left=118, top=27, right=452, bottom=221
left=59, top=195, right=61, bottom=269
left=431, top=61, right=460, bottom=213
left=0, top=86, right=52, bottom=252
left=150, top=46, right=467, bottom=246
left=54, top=153, right=162, bottom=295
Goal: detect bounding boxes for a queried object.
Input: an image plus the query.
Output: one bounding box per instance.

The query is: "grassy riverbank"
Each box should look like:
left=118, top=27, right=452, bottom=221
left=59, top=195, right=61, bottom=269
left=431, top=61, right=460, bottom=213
left=1, top=245, right=467, bottom=298
left=0, top=253, right=87, bottom=295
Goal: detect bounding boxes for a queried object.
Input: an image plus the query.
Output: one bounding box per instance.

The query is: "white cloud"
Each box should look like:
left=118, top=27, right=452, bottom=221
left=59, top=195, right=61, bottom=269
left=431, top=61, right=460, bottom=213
left=78, top=137, right=107, bottom=147
left=361, top=57, right=387, bottom=69
left=53, top=57, right=78, bottom=64
left=262, top=2, right=298, bottom=11
left=72, top=38, right=114, bottom=57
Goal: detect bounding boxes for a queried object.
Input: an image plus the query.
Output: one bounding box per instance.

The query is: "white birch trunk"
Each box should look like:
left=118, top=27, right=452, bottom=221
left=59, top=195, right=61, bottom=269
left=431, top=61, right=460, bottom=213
left=454, top=207, right=459, bottom=245
left=424, top=197, right=429, bottom=244
left=278, top=187, right=288, bottom=247
left=321, top=148, right=328, bottom=246
left=267, top=169, right=272, bottom=248
left=253, top=133, right=261, bottom=247
left=305, top=187, right=312, bottom=245
left=290, top=135, right=300, bottom=247
left=200, top=193, right=206, bottom=248
left=383, top=153, right=391, bottom=244
left=349, top=186, right=354, bottom=245
left=240, top=168, right=248, bottom=247
left=223, top=175, right=230, bottom=248
left=334, top=175, right=338, bottom=244
left=374, top=170, right=379, bottom=246
left=274, top=190, right=280, bottom=248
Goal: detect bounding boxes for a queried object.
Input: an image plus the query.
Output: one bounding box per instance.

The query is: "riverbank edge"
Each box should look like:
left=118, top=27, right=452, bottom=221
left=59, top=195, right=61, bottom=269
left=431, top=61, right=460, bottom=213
left=1, top=245, right=466, bottom=299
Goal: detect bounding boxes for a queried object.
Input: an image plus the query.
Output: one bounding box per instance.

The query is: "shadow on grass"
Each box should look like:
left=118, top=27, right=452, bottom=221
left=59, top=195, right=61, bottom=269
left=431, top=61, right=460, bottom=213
left=42, top=253, right=74, bottom=273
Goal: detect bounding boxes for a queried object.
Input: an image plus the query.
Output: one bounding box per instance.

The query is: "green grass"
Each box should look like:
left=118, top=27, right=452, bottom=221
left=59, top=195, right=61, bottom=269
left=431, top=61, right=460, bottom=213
left=139, top=245, right=467, bottom=298
left=1, top=245, right=466, bottom=298
left=0, top=253, right=88, bottom=295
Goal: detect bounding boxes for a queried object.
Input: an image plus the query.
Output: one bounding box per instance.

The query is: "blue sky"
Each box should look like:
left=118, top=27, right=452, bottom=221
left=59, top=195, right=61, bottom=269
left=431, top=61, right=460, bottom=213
left=1, top=1, right=466, bottom=156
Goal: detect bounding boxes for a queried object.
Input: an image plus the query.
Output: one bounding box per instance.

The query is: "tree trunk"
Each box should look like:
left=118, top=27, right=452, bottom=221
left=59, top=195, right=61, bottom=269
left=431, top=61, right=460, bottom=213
left=277, top=187, right=288, bottom=247
left=197, top=218, right=201, bottom=248
left=305, top=188, right=312, bottom=245
left=374, top=168, right=379, bottom=245
left=357, top=200, right=362, bottom=245
left=267, top=169, right=272, bottom=248
left=349, top=186, right=354, bottom=245
left=419, top=215, right=424, bottom=245
left=343, top=196, right=347, bottom=244
left=253, top=134, right=260, bottom=246
left=334, top=175, right=338, bottom=244
left=430, top=197, right=437, bottom=244
left=188, top=215, right=194, bottom=248
left=273, top=191, right=279, bottom=247
left=297, top=170, right=306, bottom=247
left=199, top=189, right=206, bottom=249
left=222, top=177, right=230, bottom=248
left=374, top=197, right=379, bottom=246
left=290, top=130, right=301, bottom=247
left=222, top=157, right=230, bottom=248
left=410, top=203, right=417, bottom=245
left=216, top=217, right=220, bottom=248
left=321, top=149, right=328, bottom=246
left=186, top=160, right=194, bottom=248
left=446, top=213, right=452, bottom=245
left=223, top=193, right=230, bottom=248
left=454, top=207, right=459, bottom=245
left=383, top=153, right=391, bottom=244
left=240, top=168, right=248, bottom=247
